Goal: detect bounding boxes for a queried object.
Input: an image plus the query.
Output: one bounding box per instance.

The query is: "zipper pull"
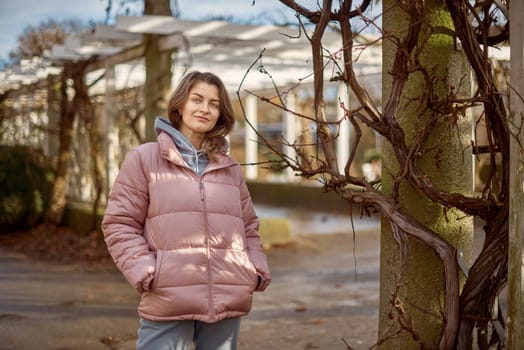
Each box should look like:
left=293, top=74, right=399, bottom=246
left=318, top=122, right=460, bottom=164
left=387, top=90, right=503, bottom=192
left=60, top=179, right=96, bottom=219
left=199, top=180, right=204, bottom=201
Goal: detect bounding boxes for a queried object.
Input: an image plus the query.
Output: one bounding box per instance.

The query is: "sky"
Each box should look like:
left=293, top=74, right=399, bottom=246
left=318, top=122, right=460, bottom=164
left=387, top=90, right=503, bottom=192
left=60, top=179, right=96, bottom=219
left=0, top=0, right=305, bottom=64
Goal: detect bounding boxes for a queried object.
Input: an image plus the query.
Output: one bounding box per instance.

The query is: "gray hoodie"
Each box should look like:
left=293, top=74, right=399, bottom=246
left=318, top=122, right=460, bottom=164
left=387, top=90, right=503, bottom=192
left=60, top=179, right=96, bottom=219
left=154, top=117, right=209, bottom=177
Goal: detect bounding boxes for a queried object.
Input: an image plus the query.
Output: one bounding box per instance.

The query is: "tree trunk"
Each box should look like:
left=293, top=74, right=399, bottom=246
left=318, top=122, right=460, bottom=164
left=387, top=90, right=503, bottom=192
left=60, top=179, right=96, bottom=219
left=44, top=59, right=95, bottom=226
left=378, top=1, right=473, bottom=348
left=76, top=66, right=104, bottom=232
left=44, top=63, right=76, bottom=225
left=143, top=0, right=172, bottom=142
left=46, top=73, right=60, bottom=166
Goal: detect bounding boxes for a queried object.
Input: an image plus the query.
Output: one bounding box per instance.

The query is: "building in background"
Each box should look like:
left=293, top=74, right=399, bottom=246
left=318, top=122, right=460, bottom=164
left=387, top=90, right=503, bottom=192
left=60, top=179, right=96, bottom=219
left=0, top=16, right=383, bottom=205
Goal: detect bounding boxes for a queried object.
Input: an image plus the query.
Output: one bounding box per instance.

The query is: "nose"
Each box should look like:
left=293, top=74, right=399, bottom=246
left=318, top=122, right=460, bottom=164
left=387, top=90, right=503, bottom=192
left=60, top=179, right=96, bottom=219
left=200, top=102, right=210, bottom=113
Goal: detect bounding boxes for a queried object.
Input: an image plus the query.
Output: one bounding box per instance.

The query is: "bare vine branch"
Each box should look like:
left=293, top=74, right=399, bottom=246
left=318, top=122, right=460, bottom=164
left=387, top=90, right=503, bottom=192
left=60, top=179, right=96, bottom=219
left=241, top=1, right=512, bottom=348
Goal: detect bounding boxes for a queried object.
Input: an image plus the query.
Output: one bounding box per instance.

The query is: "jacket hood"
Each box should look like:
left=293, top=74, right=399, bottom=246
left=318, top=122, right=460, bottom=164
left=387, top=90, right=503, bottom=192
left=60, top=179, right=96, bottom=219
left=154, top=117, right=209, bottom=176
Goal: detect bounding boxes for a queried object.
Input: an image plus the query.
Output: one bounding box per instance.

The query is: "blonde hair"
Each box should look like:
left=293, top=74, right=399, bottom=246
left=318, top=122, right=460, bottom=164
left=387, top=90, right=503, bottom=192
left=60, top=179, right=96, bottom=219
left=167, top=71, right=235, bottom=161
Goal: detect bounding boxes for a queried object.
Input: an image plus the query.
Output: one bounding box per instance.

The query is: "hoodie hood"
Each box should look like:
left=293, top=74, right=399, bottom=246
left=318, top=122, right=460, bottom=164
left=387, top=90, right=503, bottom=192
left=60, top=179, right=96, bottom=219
left=154, top=117, right=209, bottom=176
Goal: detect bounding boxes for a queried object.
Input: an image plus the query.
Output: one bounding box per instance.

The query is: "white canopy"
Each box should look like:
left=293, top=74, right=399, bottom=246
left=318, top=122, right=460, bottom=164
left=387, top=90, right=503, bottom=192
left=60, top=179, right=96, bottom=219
left=1, top=15, right=382, bottom=94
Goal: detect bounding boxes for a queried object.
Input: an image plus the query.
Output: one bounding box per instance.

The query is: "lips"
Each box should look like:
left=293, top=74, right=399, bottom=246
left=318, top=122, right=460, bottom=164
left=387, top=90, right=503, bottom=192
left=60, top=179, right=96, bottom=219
left=195, top=116, right=209, bottom=122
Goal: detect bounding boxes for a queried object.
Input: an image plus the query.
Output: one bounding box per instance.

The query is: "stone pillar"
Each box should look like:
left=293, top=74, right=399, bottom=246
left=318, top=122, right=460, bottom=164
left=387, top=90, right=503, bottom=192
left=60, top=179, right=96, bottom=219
left=508, top=0, right=524, bottom=347
left=245, top=94, right=258, bottom=179
left=336, top=83, right=350, bottom=174
left=104, top=64, right=119, bottom=196
left=379, top=2, right=473, bottom=348
left=284, top=92, right=297, bottom=180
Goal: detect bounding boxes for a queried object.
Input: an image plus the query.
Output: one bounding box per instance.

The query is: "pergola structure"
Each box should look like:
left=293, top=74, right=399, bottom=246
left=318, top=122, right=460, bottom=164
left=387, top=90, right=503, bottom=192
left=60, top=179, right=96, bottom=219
left=51, top=16, right=382, bottom=89
left=1, top=15, right=383, bottom=184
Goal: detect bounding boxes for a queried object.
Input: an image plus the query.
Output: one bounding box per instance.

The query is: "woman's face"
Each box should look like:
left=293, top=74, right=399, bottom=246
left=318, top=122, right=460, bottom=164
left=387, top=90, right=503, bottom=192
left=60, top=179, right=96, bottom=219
left=178, top=81, right=220, bottom=144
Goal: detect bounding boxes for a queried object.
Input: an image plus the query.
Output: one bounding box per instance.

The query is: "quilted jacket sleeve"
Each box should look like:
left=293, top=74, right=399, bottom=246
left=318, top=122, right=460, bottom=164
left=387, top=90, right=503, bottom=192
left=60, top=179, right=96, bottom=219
left=102, top=148, right=156, bottom=293
left=239, top=175, right=271, bottom=289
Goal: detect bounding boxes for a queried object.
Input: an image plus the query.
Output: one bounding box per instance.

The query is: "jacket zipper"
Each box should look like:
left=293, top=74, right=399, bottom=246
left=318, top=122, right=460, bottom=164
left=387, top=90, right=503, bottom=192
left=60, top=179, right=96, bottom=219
left=199, top=177, right=215, bottom=321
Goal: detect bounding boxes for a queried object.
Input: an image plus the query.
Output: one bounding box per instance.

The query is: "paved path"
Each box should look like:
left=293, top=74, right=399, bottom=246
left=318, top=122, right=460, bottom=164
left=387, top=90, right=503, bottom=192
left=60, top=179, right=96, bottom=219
left=0, top=249, right=139, bottom=350
left=0, top=210, right=381, bottom=350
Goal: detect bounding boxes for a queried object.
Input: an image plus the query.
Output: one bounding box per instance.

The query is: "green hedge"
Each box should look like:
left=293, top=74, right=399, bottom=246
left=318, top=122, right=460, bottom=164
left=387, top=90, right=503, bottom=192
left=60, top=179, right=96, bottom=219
left=246, top=180, right=350, bottom=213
left=62, top=202, right=105, bottom=236
left=0, top=145, right=54, bottom=232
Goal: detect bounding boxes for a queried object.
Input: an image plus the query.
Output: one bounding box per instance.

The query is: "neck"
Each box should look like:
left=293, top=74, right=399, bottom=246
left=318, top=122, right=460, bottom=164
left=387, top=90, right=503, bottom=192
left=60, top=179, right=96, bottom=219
left=182, top=130, right=204, bottom=149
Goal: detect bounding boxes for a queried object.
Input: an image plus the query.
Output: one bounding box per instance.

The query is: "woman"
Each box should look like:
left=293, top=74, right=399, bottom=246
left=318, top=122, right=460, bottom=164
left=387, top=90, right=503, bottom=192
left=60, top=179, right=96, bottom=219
left=102, top=71, right=271, bottom=350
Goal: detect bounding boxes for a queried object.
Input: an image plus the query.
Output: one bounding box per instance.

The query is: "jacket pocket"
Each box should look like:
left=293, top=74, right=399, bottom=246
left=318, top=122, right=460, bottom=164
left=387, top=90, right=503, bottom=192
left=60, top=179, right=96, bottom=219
left=150, top=249, right=165, bottom=290
left=248, top=259, right=259, bottom=288
left=151, top=248, right=209, bottom=289
left=238, top=250, right=259, bottom=288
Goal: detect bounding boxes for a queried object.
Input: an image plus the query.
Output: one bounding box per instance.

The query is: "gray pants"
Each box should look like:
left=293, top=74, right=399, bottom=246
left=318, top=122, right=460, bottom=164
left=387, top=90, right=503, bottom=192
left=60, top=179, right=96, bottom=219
left=136, top=317, right=241, bottom=350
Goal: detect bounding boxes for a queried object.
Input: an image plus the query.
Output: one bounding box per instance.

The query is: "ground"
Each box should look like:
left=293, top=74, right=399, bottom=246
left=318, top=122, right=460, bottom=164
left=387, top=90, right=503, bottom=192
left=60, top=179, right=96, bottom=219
left=0, top=224, right=380, bottom=350
left=0, top=226, right=114, bottom=270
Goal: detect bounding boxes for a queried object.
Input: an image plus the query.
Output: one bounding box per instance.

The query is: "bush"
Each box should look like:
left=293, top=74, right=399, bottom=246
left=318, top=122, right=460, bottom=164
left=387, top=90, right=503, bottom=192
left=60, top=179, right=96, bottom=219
left=0, top=146, right=54, bottom=232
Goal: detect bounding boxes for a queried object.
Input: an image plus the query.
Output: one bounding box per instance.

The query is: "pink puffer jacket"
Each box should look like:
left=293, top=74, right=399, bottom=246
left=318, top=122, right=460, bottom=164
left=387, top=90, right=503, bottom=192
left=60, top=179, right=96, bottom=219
left=102, top=132, right=270, bottom=323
